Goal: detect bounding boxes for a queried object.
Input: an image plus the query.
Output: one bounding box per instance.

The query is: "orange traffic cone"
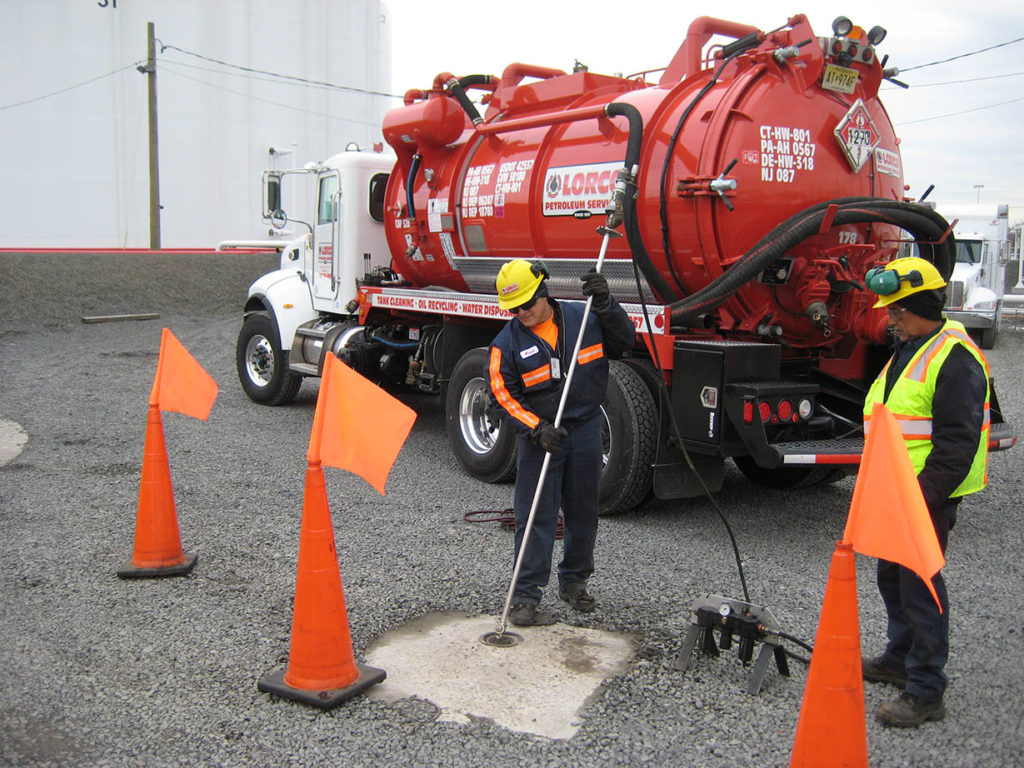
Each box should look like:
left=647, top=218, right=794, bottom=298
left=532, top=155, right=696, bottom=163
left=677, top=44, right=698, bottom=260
left=257, top=460, right=385, bottom=708
left=790, top=542, right=868, bottom=768
left=117, top=404, right=197, bottom=578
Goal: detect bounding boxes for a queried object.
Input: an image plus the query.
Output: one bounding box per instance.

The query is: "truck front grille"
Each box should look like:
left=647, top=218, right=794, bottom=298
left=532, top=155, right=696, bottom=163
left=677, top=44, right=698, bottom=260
left=946, top=280, right=965, bottom=310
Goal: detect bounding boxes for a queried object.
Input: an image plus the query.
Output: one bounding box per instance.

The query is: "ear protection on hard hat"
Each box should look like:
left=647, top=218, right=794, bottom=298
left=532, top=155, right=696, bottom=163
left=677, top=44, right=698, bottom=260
left=530, top=261, right=551, bottom=280
left=866, top=256, right=947, bottom=308
left=865, top=267, right=924, bottom=295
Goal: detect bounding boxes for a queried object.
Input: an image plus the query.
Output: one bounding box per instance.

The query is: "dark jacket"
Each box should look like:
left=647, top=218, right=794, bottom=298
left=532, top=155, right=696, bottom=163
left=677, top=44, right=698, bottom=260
left=488, top=296, right=635, bottom=437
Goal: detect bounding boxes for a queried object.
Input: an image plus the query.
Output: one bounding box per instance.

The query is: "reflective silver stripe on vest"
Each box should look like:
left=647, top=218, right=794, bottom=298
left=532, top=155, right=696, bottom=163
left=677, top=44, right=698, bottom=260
left=865, top=406, right=991, bottom=439
left=907, top=330, right=953, bottom=382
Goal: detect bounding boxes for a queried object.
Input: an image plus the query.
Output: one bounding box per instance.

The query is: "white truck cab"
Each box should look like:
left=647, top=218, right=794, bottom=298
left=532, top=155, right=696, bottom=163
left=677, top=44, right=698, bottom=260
left=237, top=149, right=395, bottom=403
left=936, top=204, right=1009, bottom=350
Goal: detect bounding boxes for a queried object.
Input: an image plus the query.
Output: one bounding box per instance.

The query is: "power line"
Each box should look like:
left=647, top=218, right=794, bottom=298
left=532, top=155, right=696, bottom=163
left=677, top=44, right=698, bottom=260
left=158, top=41, right=402, bottom=99
left=883, top=71, right=1024, bottom=90
left=0, top=63, right=141, bottom=112
left=901, top=36, right=1024, bottom=72
left=895, top=95, right=1024, bottom=126
left=159, top=65, right=385, bottom=128
left=158, top=58, right=350, bottom=94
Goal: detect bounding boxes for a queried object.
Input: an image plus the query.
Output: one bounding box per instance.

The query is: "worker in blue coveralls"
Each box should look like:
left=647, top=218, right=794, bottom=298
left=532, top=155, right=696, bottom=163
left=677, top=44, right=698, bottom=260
left=488, top=259, right=635, bottom=627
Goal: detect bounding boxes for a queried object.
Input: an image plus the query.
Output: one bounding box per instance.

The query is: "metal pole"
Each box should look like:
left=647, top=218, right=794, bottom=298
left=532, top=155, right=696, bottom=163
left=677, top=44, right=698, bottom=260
left=145, top=21, right=161, bottom=249
left=494, top=230, right=614, bottom=637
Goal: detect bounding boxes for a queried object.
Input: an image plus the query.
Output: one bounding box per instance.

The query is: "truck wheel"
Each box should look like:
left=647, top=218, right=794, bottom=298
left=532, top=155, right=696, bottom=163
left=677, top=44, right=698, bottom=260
left=732, top=455, right=843, bottom=489
left=979, top=326, right=997, bottom=350
left=236, top=313, right=303, bottom=405
left=599, top=361, right=658, bottom=515
left=446, top=347, right=517, bottom=483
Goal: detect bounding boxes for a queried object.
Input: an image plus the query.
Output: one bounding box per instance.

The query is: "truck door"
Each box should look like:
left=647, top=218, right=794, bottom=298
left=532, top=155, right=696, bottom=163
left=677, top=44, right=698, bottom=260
left=313, top=171, right=341, bottom=300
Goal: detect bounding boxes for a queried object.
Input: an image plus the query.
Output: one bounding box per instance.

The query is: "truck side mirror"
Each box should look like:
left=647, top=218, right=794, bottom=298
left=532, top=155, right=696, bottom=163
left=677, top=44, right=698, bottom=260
left=269, top=208, right=288, bottom=229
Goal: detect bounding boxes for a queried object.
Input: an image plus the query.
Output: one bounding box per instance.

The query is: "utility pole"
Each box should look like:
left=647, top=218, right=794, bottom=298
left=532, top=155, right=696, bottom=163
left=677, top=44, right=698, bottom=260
left=974, top=184, right=984, bottom=204
left=140, top=22, right=161, bottom=249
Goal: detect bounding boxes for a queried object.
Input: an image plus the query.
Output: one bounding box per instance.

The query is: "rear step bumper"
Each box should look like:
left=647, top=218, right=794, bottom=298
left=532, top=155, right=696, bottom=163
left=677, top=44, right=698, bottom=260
left=771, top=422, right=1015, bottom=467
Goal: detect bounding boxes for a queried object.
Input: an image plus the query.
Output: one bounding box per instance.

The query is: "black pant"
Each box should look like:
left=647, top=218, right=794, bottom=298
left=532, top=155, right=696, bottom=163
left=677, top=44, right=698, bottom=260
left=876, top=497, right=958, bottom=702
left=512, top=415, right=602, bottom=605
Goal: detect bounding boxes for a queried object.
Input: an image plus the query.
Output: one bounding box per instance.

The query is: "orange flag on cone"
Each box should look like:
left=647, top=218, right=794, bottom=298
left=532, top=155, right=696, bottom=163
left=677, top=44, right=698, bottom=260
left=119, top=327, right=214, bottom=579
left=842, top=402, right=945, bottom=610
left=309, top=355, right=416, bottom=495
left=150, top=328, right=219, bottom=421
left=256, top=459, right=386, bottom=708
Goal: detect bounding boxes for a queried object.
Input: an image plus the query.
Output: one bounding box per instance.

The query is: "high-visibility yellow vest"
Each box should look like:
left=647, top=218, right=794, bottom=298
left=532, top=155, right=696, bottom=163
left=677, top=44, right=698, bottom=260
left=864, top=319, right=990, bottom=497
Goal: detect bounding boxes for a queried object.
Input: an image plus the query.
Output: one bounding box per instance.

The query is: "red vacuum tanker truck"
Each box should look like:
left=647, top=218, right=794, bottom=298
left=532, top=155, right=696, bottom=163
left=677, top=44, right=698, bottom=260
left=236, top=13, right=1015, bottom=513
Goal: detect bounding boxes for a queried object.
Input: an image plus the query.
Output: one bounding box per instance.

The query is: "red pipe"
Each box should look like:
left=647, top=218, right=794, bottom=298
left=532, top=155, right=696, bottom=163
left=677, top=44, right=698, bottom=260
left=474, top=103, right=608, bottom=135
left=660, top=16, right=761, bottom=85
left=496, top=62, right=567, bottom=91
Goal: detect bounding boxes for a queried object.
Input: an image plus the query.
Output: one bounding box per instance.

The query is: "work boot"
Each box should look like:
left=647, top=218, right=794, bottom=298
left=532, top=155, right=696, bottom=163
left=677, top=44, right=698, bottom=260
left=862, top=655, right=909, bottom=688
left=509, top=603, right=556, bottom=627
left=877, top=692, right=946, bottom=728
left=558, top=582, right=596, bottom=613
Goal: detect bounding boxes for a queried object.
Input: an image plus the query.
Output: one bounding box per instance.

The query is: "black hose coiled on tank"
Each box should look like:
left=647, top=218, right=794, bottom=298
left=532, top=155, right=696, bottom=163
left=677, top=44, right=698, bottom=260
left=658, top=37, right=762, bottom=298
left=602, top=102, right=681, bottom=304
left=668, top=198, right=956, bottom=326
left=406, top=153, right=421, bottom=221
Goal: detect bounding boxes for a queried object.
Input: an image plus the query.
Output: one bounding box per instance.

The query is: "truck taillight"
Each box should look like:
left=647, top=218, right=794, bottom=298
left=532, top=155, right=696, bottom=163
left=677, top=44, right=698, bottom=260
left=743, top=399, right=754, bottom=425
left=759, top=401, right=772, bottom=423
left=777, top=399, right=794, bottom=422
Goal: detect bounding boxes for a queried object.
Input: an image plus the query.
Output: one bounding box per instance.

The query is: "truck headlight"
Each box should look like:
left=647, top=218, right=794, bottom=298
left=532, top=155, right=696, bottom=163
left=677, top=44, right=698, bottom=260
left=969, top=299, right=997, bottom=311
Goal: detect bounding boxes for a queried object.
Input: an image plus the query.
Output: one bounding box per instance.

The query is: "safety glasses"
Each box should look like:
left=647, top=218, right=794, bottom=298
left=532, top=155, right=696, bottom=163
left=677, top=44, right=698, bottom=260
left=510, top=296, right=539, bottom=314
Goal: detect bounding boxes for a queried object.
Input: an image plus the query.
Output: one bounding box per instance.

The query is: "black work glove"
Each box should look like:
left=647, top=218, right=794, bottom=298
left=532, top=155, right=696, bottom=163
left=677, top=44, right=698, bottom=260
left=581, top=269, right=611, bottom=312
left=530, top=420, right=568, bottom=453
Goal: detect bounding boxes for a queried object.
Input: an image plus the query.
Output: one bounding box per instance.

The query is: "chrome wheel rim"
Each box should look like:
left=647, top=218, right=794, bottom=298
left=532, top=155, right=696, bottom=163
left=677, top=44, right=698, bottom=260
left=245, top=335, right=275, bottom=388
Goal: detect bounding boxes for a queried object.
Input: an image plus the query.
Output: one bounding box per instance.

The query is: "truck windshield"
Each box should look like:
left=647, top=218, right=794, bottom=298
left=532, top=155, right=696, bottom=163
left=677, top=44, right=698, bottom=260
left=956, top=240, right=981, bottom=264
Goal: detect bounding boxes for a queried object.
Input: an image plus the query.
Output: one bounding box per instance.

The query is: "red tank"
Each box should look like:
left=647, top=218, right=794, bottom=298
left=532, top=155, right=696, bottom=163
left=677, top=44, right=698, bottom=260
left=382, top=14, right=912, bottom=351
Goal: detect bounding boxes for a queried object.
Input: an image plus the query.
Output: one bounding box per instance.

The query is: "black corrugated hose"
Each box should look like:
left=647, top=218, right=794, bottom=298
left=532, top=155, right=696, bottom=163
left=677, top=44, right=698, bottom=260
left=668, top=198, right=957, bottom=326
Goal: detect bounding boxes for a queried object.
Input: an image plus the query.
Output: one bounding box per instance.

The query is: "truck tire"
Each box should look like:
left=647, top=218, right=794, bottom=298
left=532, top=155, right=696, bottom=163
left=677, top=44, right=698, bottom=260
left=445, top=347, right=517, bottom=483
left=979, top=325, right=997, bottom=350
left=236, top=313, right=303, bottom=406
left=599, top=360, right=658, bottom=515
left=732, top=455, right=844, bottom=489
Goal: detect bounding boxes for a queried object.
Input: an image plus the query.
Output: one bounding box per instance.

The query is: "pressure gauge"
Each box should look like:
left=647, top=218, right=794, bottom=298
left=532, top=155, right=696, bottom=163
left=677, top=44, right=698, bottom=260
left=719, top=602, right=732, bottom=617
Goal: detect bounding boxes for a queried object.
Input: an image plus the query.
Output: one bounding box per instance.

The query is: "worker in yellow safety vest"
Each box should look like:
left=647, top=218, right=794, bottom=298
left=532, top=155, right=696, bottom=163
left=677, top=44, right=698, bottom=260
left=861, top=256, right=990, bottom=728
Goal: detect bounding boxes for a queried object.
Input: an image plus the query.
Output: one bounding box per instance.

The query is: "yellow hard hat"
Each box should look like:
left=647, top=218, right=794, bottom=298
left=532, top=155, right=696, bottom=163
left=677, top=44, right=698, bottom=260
left=866, top=257, right=946, bottom=308
left=495, top=259, right=547, bottom=310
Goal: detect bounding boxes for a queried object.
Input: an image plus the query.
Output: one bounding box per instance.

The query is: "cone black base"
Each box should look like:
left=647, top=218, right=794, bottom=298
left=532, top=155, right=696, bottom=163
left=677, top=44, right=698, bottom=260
left=117, top=553, right=197, bottom=579
left=257, top=663, right=386, bottom=709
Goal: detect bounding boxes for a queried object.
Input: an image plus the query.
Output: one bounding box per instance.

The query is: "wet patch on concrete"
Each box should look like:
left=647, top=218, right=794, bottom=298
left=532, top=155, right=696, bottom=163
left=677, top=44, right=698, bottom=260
left=364, top=612, right=636, bottom=740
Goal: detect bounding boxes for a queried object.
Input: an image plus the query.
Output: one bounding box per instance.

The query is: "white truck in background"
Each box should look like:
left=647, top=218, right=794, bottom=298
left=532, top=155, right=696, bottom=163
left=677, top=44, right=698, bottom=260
left=933, top=203, right=1010, bottom=349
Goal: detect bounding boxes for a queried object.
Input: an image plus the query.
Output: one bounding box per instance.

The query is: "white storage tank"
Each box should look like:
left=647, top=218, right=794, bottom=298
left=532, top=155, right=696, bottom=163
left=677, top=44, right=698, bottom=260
left=0, top=0, right=392, bottom=248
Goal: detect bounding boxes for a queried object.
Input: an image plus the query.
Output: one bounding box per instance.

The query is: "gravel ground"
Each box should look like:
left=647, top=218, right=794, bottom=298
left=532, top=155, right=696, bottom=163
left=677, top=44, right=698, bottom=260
left=2, top=252, right=1023, bottom=767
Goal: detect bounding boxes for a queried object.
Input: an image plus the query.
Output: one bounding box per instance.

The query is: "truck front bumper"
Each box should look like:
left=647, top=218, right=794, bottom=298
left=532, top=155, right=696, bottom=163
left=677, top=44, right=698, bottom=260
left=943, top=309, right=997, bottom=328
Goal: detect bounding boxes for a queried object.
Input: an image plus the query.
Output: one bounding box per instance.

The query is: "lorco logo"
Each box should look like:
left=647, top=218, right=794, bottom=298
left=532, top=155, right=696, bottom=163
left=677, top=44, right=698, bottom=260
left=542, top=160, right=621, bottom=218
left=545, top=162, right=620, bottom=199
left=501, top=283, right=519, bottom=295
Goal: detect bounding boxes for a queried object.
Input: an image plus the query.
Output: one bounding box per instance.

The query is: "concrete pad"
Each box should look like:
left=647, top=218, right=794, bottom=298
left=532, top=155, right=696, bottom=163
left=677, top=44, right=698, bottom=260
left=364, top=612, right=636, bottom=740
left=0, top=417, right=28, bottom=466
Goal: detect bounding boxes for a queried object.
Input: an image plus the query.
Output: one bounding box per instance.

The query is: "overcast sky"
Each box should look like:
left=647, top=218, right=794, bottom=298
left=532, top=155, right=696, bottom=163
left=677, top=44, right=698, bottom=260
left=382, top=0, right=1024, bottom=217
